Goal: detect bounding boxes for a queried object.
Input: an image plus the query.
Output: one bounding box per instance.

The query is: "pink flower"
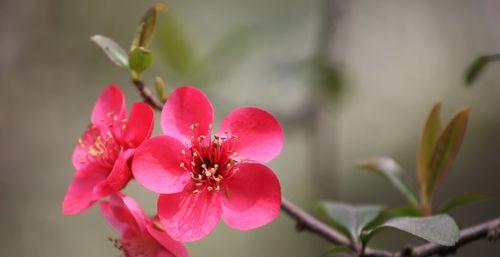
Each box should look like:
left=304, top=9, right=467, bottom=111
left=132, top=86, right=283, bottom=242
left=101, top=193, right=189, bottom=257
left=62, top=85, right=154, bottom=215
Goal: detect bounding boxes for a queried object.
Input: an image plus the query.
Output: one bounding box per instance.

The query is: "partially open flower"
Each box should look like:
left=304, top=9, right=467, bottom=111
left=62, top=85, right=154, bottom=215
left=101, top=193, right=189, bottom=257
left=132, top=86, right=283, bottom=242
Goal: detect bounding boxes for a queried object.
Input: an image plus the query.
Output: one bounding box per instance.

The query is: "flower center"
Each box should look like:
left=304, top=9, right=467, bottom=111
left=109, top=234, right=159, bottom=257
left=78, top=112, right=125, bottom=168
left=179, top=124, right=240, bottom=194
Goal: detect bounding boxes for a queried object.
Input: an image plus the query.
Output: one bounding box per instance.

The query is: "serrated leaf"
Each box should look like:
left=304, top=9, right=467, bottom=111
left=316, top=201, right=382, bottom=240
left=156, top=12, right=196, bottom=76
left=131, top=3, right=166, bottom=50
left=129, top=47, right=153, bottom=73
left=425, top=108, right=469, bottom=198
left=418, top=103, right=441, bottom=194
left=357, top=157, right=418, bottom=208
left=91, top=35, right=129, bottom=68
left=370, top=214, right=459, bottom=246
left=439, top=193, right=490, bottom=213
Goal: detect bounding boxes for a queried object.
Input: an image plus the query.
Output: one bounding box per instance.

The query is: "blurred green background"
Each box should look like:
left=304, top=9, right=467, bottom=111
left=1, top=0, right=499, bottom=256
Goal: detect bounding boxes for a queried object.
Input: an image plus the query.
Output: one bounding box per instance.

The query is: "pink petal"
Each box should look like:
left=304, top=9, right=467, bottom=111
left=100, top=193, right=147, bottom=234
left=62, top=167, right=107, bottom=215
left=147, top=223, right=190, bottom=257
left=161, top=86, right=214, bottom=144
left=158, top=186, right=222, bottom=242
left=72, top=140, right=87, bottom=170
left=218, top=107, right=284, bottom=163
left=221, top=163, right=281, bottom=230
left=93, top=149, right=134, bottom=200
left=132, top=136, right=190, bottom=194
left=91, top=85, right=126, bottom=129
left=122, top=102, right=155, bottom=149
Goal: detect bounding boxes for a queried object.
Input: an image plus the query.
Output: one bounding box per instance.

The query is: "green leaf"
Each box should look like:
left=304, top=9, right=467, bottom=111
left=356, top=157, right=418, bottom=208
left=317, top=63, right=345, bottom=103
left=316, top=201, right=383, bottom=240
left=90, top=35, right=129, bottom=68
left=418, top=103, right=441, bottom=195
left=129, top=47, right=153, bottom=73
left=387, top=206, right=422, bottom=217
left=465, top=56, right=490, bottom=86
left=131, top=3, right=166, bottom=50
left=426, top=108, right=469, bottom=198
left=155, top=12, right=197, bottom=76
left=439, top=193, right=491, bottom=213
left=370, top=214, right=459, bottom=246
left=192, top=26, right=253, bottom=84
left=155, top=76, right=168, bottom=102
left=320, top=245, right=352, bottom=257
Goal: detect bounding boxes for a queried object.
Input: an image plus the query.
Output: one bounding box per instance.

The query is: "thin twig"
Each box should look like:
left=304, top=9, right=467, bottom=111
left=132, top=79, right=162, bottom=111
left=397, top=217, right=500, bottom=257
left=131, top=79, right=499, bottom=257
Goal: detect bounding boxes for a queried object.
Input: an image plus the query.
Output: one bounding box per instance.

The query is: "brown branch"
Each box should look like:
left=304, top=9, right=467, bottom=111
left=282, top=197, right=499, bottom=257
left=131, top=79, right=499, bottom=257
left=132, top=79, right=163, bottom=111
left=396, top=217, right=500, bottom=257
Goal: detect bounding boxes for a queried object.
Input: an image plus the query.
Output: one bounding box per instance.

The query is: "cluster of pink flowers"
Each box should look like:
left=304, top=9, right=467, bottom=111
left=62, top=85, right=284, bottom=256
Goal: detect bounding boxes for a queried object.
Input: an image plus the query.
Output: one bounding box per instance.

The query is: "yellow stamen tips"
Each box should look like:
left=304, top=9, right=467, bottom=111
left=213, top=164, right=219, bottom=170
left=190, top=123, right=199, bottom=130
left=191, top=161, right=196, bottom=167
left=121, top=125, right=126, bottom=130
left=179, top=162, right=185, bottom=168
left=207, top=186, right=213, bottom=191
left=193, top=152, right=198, bottom=157
left=232, top=134, right=238, bottom=139
left=227, top=163, right=231, bottom=168
left=195, top=182, right=203, bottom=187
left=214, top=175, right=222, bottom=182
left=121, top=118, right=127, bottom=123
left=208, top=124, right=213, bottom=130
left=198, top=135, right=206, bottom=141
left=201, top=164, right=207, bottom=170
left=215, top=185, right=221, bottom=191
left=232, top=152, right=239, bottom=157
left=190, top=172, right=195, bottom=178
left=224, top=130, right=230, bottom=134
left=181, top=149, right=186, bottom=155
left=192, top=189, right=200, bottom=194
left=204, top=170, right=212, bottom=177
left=152, top=220, right=165, bottom=231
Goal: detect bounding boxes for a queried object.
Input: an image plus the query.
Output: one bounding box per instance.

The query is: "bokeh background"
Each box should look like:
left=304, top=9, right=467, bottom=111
left=1, top=0, right=500, bottom=256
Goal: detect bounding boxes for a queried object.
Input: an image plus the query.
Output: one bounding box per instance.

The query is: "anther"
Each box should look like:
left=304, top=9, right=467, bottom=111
left=207, top=186, right=213, bottom=191
left=179, top=162, right=185, bottom=168
left=192, top=189, right=200, bottom=194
